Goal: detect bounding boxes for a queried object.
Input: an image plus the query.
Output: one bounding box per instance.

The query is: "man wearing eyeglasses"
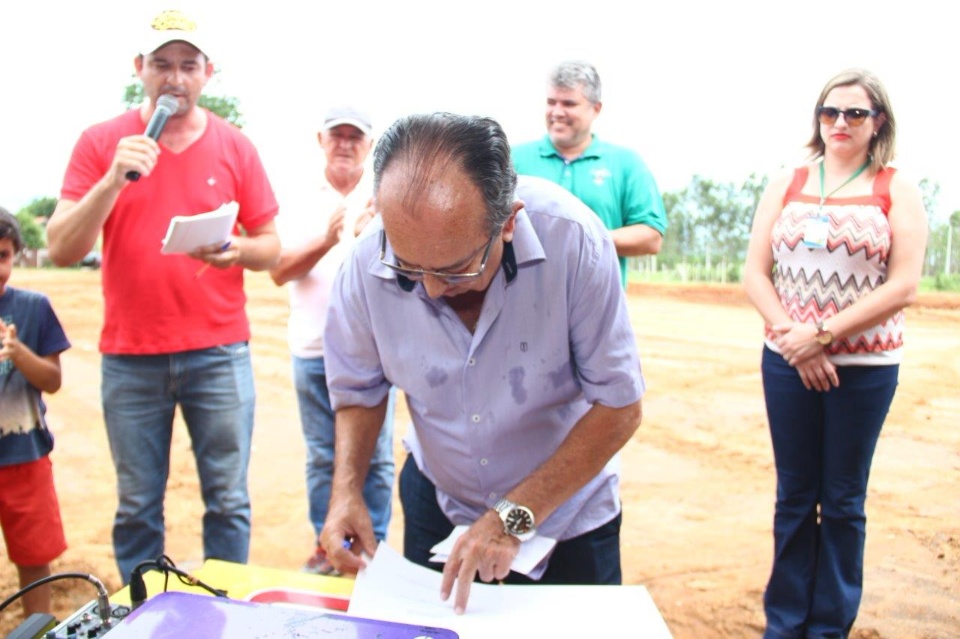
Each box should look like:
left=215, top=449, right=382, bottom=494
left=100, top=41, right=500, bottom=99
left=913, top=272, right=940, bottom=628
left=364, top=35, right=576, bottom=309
left=319, top=113, right=645, bottom=614
left=512, top=60, right=667, bottom=288
left=269, top=106, right=395, bottom=576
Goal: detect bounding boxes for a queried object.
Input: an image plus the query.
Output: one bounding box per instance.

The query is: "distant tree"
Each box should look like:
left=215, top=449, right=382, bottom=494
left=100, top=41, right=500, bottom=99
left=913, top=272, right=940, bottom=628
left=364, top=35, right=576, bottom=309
left=661, top=174, right=766, bottom=269
left=15, top=211, right=45, bottom=250
left=658, top=190, right=691, bottom=268
left=123, top=73, right=244, bottom=127
left=943, top=209, right=960, bottom=276
left=18, top=196, right=57, bottom=220
left=919, top=178, right=940, bottom=228
left=917, top=179, right=949, bottom=277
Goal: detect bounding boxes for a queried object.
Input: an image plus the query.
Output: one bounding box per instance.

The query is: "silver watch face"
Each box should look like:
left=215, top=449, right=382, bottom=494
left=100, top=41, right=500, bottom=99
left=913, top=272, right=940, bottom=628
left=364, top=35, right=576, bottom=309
left=506, top=507, right=534, bottom=535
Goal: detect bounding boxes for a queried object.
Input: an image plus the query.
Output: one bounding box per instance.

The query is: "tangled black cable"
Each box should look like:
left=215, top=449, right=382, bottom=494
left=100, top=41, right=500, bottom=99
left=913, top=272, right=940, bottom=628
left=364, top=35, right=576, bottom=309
left=129, top=555, right=228, bottom=609
left=0, top=572, right=112, bottom=624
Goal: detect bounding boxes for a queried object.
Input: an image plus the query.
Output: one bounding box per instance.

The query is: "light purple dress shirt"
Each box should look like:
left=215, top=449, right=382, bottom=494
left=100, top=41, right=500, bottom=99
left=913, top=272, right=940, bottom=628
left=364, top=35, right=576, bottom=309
left=324, top=175, right=645, bottom=543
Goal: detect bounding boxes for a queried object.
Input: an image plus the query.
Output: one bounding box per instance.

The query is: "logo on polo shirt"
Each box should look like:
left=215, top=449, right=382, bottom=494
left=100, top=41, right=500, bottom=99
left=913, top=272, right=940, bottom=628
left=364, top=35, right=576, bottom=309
left=591, top=168, right=611, bottom=186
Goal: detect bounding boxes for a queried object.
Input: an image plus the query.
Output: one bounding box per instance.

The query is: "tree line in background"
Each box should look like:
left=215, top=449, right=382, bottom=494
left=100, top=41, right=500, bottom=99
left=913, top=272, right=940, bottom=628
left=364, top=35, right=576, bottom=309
left=632, top=174, right=959, bottom=291
left=11, top=80, right=960, bottom=290
left=17, top=174, right=959, bottom=289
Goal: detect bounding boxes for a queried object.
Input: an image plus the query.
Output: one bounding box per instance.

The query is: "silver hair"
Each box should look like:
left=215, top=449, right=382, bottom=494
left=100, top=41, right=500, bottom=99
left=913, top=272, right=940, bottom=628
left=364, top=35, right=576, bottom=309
left=550, top=61, right=602, bottom=104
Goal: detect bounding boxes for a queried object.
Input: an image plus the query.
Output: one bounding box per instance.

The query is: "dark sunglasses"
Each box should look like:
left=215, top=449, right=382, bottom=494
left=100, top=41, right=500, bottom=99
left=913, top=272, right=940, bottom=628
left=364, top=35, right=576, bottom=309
left=817, top=106, right=878, bottom=127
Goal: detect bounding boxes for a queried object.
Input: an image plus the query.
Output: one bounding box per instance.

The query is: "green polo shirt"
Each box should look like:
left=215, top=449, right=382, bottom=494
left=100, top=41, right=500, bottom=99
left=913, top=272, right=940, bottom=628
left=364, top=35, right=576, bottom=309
left=512, top=134, right=667, bottom=286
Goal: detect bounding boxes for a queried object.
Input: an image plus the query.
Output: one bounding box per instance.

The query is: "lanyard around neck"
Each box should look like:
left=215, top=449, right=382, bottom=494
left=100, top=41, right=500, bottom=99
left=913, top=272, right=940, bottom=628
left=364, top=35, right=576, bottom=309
left=819, top=158, right=870, bottom=206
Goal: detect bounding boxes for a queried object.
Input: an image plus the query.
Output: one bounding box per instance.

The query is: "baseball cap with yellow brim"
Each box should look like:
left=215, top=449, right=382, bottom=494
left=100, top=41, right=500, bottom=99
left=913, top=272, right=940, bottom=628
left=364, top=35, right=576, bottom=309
left=139, top=9, right=208, bottom=57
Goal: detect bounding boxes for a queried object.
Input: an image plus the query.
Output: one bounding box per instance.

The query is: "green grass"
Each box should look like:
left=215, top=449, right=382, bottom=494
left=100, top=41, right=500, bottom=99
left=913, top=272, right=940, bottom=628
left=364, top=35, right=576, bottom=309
left=920, top=274, right=960, bottom=293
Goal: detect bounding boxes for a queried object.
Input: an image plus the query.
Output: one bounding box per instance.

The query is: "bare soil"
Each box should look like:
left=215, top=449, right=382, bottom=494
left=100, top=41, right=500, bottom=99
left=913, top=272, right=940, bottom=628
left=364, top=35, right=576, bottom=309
left=0, top=270, right=957, bottom=637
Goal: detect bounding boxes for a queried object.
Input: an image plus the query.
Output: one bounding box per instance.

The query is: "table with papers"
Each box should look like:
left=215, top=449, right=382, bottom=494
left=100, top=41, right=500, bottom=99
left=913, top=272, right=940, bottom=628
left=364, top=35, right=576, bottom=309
left=350, top=544, right=674, bottom=638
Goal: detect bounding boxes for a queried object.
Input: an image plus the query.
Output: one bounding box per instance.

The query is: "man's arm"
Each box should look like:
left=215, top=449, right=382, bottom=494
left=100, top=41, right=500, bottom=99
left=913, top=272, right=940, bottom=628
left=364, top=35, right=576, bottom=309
left=269, top=203, right=346, bottom=286
left=610, top=223, right=662, bottom=257
left=234, top=219, right=280, bottom=271
left=47, top=134, right=161, bottom=266
left=618, top=150, right=666, bottom=257
left=319, top=399, right=390, bottom=572
left=441, top=399, right=642, bottom=614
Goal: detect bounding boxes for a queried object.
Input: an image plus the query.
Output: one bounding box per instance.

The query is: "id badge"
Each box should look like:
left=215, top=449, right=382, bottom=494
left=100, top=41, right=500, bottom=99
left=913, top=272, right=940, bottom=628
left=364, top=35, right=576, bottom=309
left=803, top=215, right=830, bottom=249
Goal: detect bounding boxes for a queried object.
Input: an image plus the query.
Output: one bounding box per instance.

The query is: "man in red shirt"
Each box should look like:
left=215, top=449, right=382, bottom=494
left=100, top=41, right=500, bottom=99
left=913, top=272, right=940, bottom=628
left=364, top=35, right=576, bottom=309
left=47, top=9, right=280, bottom=584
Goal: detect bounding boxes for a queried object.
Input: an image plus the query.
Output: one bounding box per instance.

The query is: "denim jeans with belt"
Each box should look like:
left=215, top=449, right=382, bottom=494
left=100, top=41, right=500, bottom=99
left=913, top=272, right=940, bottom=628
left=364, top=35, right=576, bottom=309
left=293, top=355, right=395, bottom=541
left=760, top=346, right=898, bottom=639
left=102, top=342, right=255, bottom=584
left=398, top=454, right=622, bottom=584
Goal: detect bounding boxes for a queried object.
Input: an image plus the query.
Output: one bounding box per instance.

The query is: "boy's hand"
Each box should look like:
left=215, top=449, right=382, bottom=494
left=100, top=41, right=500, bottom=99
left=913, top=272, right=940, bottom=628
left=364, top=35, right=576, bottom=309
left=0, top=321, right=20, bottom=363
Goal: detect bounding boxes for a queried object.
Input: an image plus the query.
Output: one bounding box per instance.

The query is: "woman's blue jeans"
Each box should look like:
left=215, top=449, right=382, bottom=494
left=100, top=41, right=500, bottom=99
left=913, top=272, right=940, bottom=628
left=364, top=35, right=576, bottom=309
left=760, top=347, right=898, bottom=639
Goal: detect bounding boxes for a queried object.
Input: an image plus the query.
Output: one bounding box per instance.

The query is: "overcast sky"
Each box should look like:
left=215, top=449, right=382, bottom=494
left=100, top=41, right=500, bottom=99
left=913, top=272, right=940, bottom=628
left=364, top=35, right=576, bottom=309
left=2, top=0, right=956, bottom=220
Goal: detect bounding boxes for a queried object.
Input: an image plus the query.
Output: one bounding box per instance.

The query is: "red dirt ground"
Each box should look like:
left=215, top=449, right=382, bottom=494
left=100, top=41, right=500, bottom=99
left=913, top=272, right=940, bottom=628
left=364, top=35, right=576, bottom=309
left=0, top=271, right=956, bottom=637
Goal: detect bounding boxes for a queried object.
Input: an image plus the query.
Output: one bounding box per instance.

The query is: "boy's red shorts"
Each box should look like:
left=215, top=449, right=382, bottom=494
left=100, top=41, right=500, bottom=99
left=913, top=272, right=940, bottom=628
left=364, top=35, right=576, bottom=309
left=0, top=456, right=67, bottom=566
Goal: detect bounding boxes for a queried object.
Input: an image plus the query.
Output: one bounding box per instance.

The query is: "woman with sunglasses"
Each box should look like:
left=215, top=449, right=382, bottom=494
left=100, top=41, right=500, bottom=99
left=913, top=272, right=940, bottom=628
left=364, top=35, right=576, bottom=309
left=743, top=68, right=928, bottom=638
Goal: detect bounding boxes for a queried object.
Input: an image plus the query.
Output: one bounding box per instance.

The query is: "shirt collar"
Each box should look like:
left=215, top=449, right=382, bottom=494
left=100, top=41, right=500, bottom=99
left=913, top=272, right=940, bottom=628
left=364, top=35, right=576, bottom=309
left=538, top=133, right=600, bottom=161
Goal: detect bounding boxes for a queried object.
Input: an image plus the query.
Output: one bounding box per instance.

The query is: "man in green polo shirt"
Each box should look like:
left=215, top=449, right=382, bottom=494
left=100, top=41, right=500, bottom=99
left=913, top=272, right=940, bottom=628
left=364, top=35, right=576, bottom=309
left=512, top=60, right=667, bottom=287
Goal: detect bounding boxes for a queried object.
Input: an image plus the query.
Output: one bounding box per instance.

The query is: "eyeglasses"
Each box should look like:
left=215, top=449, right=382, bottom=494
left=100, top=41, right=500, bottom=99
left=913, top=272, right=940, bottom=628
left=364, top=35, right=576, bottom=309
left=817, top=106, right=878, bottom=127
left=379, top=230, right=497, bottom=285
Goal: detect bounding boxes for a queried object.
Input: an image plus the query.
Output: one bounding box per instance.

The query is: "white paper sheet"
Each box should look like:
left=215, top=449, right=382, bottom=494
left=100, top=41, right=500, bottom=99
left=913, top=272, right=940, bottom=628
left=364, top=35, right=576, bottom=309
left=346, top=543, right=674, bottom=639
left=160, top=201, right=239, bottom=254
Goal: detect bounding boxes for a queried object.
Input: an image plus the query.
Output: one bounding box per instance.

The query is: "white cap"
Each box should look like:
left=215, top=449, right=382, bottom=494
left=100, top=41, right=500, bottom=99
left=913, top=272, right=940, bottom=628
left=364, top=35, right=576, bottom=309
left=322, top=106, right=373, bottom=137
left=140, top=9, right=208, bottom=57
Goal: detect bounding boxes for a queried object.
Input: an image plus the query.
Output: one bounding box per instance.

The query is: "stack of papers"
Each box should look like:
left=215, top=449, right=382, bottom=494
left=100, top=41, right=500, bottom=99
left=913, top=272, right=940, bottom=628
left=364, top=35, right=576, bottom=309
left=347, top=543, right=674, bottom=638
left=161, top=202, right=239, bottom=254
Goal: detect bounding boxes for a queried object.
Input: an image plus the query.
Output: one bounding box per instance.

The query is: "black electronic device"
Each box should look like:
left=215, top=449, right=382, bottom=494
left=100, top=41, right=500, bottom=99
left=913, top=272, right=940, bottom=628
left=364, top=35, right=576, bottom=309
left=40, top=599, right=131, bottom=638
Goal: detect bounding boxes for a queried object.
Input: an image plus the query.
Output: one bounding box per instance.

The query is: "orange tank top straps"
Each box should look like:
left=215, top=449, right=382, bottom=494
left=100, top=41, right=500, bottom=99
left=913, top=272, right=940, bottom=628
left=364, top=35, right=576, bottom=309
left=782, top=164, right=896, bottom=215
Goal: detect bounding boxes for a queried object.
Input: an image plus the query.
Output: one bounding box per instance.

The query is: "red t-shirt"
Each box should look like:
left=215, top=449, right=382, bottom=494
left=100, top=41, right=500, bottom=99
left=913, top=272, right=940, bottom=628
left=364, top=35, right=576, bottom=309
left=60, top=109, right=279, bottom=354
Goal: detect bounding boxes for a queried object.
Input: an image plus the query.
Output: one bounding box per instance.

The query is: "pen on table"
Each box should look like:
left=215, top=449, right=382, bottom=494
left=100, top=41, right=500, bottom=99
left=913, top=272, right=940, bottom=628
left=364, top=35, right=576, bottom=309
left=194, top=241, right=232, bottom=279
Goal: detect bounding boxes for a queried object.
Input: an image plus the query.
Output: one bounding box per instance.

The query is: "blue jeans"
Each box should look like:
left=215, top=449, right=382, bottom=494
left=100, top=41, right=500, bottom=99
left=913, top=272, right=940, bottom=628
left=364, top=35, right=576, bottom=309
left=292, top=356, right=395, bottom=541
left=102, top=343, right=255, bottom=584
left=760, top=347, right=898, bottom=639
left=398, top=455, right=622, bottom=584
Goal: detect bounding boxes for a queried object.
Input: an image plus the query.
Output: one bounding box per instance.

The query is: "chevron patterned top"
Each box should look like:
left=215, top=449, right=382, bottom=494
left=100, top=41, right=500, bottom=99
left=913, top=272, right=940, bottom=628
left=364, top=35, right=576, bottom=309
left=768, top=166, right=903, bottom=361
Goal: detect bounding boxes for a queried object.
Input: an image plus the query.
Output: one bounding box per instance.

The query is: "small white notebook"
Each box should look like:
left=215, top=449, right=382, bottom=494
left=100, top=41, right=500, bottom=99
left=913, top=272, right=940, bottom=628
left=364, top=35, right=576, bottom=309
left=160, top=201, right=239, bottom=254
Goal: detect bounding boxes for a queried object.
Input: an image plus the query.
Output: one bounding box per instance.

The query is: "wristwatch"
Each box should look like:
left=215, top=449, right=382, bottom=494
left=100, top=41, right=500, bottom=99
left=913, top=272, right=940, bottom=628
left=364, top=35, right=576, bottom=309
left=493, top=498, right=536, bottom=541
left=815, top=320, right=834, bottom=346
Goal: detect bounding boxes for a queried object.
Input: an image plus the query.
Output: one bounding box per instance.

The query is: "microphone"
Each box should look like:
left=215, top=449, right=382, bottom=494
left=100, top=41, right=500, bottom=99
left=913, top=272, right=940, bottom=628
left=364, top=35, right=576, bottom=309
left=126, top=94, right=179, bottom=181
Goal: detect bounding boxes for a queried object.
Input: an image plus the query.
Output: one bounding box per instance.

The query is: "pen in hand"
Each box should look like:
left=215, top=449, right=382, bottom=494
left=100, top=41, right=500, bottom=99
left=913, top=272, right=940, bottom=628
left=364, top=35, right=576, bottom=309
left=194, top=241, right=232, bottom=279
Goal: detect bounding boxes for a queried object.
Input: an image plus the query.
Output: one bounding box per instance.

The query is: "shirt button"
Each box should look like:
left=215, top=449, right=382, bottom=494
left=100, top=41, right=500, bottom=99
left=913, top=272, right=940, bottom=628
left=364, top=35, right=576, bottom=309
left=468, top=358, right=476, bottom=366
left=472, top=414, right=480, bottom=423
left=489, top=492, right=497, bottom=501
left=480, top=458, right=488, bottom=466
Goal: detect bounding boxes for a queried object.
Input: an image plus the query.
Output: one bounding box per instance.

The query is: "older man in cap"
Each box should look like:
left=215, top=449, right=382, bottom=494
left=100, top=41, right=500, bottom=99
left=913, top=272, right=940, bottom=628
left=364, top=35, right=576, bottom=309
left=47, top=9, right=280, bottom=583
left=270, top=106, right=395, bottom=575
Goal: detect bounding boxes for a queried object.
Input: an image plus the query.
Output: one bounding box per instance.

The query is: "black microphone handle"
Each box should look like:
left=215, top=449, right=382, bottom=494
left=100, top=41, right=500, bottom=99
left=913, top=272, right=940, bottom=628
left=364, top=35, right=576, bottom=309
left=126, top=97, right=177, bottom=181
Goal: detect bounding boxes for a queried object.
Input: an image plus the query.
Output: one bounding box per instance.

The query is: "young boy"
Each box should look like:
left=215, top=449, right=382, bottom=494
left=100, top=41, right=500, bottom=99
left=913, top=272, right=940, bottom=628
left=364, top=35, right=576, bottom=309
left=0, top=206, right=70, bottom=616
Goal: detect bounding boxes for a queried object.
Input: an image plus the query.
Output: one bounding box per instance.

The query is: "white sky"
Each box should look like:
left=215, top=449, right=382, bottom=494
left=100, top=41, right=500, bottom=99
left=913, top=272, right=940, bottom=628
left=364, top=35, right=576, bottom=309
left=1, top=0, right=957, bottom=220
